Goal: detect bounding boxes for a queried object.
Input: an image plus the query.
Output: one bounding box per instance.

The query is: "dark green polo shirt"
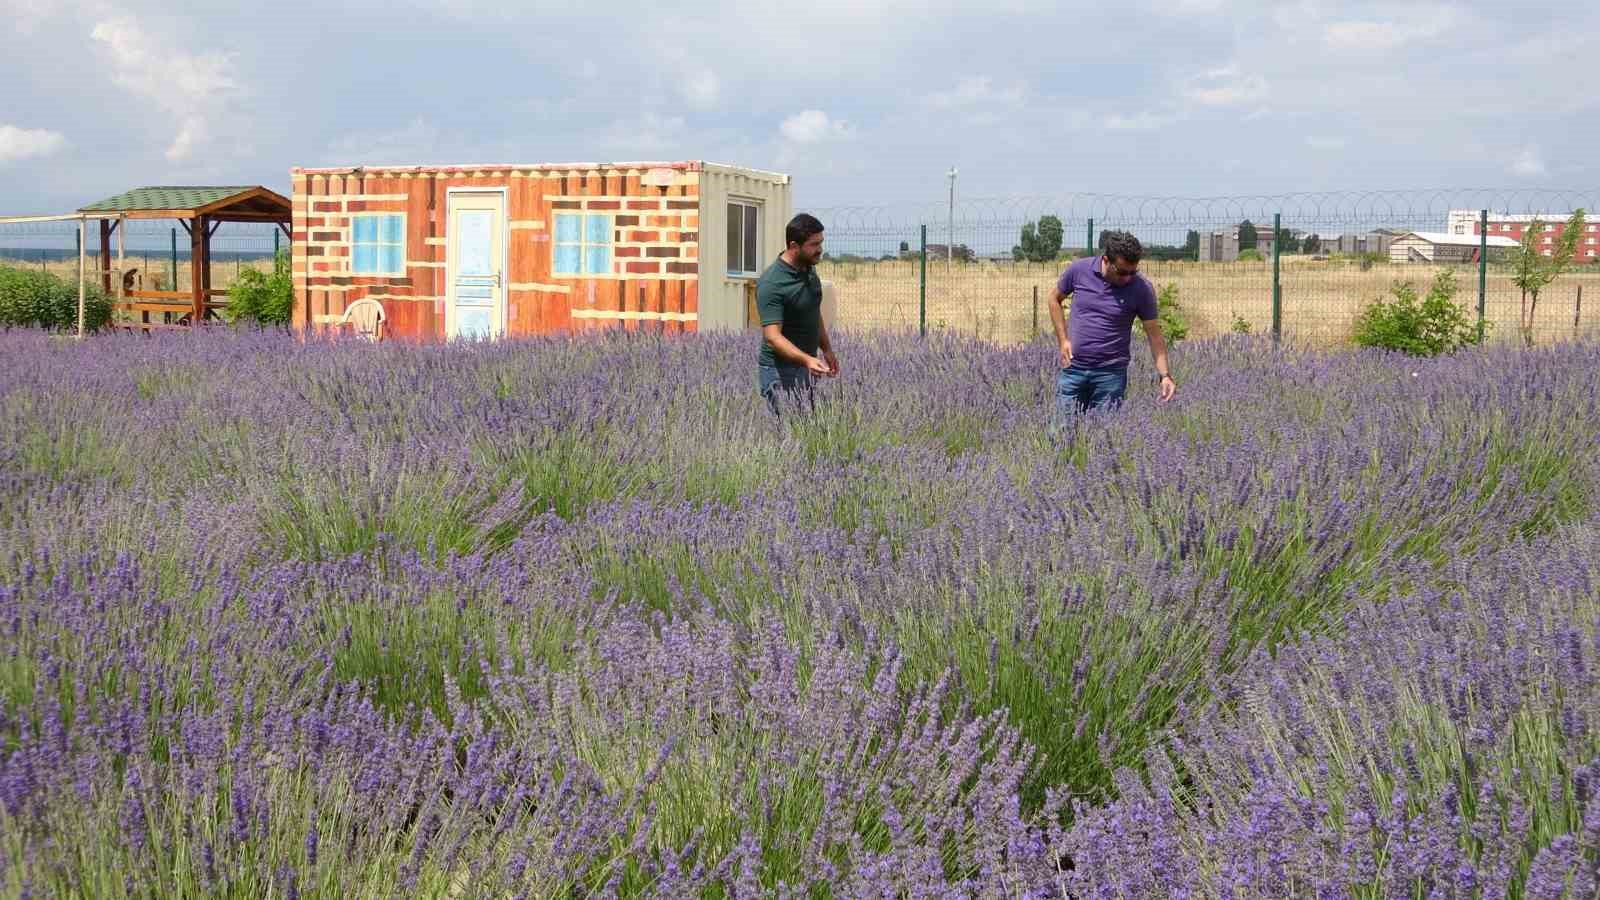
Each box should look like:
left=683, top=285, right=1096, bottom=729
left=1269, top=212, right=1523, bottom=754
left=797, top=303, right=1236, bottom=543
left=756, top=256, right=823, bottom=368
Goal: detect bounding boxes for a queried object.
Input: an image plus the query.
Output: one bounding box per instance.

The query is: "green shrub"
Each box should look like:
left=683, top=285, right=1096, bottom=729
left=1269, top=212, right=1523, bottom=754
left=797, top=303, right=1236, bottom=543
left=1237, top=249, right=1264, bottom=262
left=1352, top=269, right=1483, bottom=357
left=1230, top=314, right=1252, bottom=334
left=1155, top=282, right=1189, bottom=343
left=0, top=266, right=112, bottom=332
left=226, top=250, right=293, bottom=327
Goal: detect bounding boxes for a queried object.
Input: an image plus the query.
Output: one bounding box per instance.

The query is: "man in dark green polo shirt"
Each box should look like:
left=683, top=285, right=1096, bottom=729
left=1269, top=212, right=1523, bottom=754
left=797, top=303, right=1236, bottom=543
left=756, top=213, right=838, bottom=414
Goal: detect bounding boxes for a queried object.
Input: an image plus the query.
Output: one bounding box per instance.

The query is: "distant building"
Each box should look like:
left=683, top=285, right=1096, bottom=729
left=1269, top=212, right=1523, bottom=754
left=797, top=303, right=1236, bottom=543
left=1388, top=231, right=1519, bottom=264
left=1308, top=231, right=1398, bottom=257
left=1197, top=224, right=1306, bottom=261
left=1446, top=209, right=1600, bottom=261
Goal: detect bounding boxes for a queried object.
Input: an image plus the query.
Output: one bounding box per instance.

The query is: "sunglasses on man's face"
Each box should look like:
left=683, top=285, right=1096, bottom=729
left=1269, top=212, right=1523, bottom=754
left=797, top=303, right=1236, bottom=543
left=1104, top=258, right=1138, bottom=280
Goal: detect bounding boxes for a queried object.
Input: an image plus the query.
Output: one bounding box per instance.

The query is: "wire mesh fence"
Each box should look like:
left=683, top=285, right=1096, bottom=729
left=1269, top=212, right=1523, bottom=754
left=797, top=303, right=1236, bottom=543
left=811, top=189, right=1600, bottom=347
left=0, top=218, right=282, bottom=294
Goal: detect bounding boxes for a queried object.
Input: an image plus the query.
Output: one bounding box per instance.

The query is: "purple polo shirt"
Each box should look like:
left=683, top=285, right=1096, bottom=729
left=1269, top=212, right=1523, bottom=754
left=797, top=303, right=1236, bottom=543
left=1056, top=256, right=1159, bottom=368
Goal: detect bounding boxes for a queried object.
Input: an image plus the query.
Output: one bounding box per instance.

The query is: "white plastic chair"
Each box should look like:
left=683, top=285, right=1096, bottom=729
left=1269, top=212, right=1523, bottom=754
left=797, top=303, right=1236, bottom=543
left=340, top=298, right=387, bottom=341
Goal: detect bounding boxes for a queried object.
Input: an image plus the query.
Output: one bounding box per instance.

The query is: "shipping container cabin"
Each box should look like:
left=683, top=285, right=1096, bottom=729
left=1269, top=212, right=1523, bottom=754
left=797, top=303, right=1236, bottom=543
left=289, top=161, right=792, bottom=340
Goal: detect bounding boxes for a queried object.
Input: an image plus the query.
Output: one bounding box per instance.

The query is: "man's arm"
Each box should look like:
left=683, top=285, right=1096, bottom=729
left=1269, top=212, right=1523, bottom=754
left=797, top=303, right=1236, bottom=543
left=1142, top=317, right=1176, bottom=401
left=816, top=314, right=839, bottom=377
left=763, top=323, right=831, bottom=375
left=1048, top=285, right=1072, bottom=366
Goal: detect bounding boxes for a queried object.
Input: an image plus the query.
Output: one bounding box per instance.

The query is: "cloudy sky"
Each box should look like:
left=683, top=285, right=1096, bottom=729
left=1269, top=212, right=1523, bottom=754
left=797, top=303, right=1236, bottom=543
left=1, top=0, right=1594, bottom=217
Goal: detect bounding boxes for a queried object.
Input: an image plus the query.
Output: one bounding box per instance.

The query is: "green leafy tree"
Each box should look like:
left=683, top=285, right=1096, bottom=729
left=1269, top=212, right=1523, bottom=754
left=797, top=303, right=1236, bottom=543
left=1303, top=234, right=1322, bottom=255
left=1184, top=230, right=1200, bottom=260
left=1238, top=220, right=1258, bottom=251
left=1512, top=209, right=1586, bottom=347
left=1013, top=215, right=1064, bottom=263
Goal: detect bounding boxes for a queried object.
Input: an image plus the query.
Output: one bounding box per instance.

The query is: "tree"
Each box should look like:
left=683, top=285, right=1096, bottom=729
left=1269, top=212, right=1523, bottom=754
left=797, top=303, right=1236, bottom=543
left=1035, top=215, right=1063, bottom=262
left=1238, top=220, right=1258, bottom=251
left=1013, top=223, right=1036, bottom=262
left=1512, top=209, right=1586, bottom=347
left=1303, top=234, right=1322, bottom=255
left=1013, top=215, right=1064, bottom=263
left=899, top=240, right=910, bottom=255
left=1184, top=230, right=1200, bottom=260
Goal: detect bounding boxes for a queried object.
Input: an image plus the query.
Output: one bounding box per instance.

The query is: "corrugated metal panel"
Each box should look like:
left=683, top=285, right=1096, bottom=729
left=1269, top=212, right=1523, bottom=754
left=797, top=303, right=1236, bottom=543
left=698, top=164, right=792, bottom=333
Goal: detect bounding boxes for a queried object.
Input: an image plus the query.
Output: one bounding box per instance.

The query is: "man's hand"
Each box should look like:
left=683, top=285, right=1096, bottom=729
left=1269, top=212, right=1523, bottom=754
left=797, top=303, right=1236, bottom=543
left=821, top=348, right=840, bottom=377
left=805, top=354, right=833, bottom=377
left=1059, top=340, right=1073, bottom=368
left=1158, top=374, right=1177, bottom=403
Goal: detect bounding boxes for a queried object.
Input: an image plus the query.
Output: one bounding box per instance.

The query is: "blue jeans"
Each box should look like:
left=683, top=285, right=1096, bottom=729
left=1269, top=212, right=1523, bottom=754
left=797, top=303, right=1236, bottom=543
left=1056, top=363, right=1128, bottom=418
left=758, top=364, right=814, bottom=415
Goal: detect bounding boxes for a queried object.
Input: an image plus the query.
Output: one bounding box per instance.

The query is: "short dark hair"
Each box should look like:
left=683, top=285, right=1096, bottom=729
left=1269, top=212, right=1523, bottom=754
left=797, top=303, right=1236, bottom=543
left=1101, top=230, right=1143, bottom=264
left=786, top=213, right=824, bottom=248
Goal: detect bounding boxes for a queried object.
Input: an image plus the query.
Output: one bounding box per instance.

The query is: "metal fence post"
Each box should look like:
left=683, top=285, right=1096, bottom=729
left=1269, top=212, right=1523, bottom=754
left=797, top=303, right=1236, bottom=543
left=170, top=228, right=178, bottom=292
left=1271, top=213, right=1282, bottom=342
left=919, top=224, right=927, bottom=338
left=274, top=229, right=280, bottom=258
left=1086, top=218, right=1095, bottom=257
left=1478, top=209, right=1488, bottom=342
left=1032, top=284, right=1039, bottom=337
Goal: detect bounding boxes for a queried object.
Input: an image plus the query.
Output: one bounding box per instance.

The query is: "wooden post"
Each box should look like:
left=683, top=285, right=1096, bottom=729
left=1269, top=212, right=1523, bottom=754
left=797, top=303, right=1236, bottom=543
left=116, top=213, right=125, bottom=309
left=77, top=217, right=86, bottom=338
left=190, top=216, right=206, bottom=325
left=202, top=218, right=214, bottom=323
left=98, top=218, right=112, bottom=294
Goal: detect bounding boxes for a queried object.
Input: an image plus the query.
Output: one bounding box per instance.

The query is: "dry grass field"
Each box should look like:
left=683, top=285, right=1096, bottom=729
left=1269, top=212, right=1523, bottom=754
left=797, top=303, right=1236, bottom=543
left=5, top=254, right=275, bottom=294
left=820, top=256, right=1600, bottom=347
left=8, top=252, right=1595, bottom=347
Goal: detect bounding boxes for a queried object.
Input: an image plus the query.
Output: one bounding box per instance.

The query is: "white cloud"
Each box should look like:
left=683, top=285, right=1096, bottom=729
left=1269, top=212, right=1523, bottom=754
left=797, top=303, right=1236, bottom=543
left=89, top=15, right=244, bottom=163
left=925, top=76, right=1025, bottom=110
left=1149, top=0, right=1225, bottom=15
left=600, top=112, right=688, bottom=155
left=1181, top=63, right=1269, bottom=107
left=1105, top=111, right=1176, bottom=132
left=1322, top=7, right=1461, bottom=52
left=326, top=117, right=442, bottom=164
left=680, top=70, right=721, bottom=110
left=2, top=0, right=59, bottom=33
left=780, top=110, right=852, bottom=144
left=1511, top=146, right=1547, bottom=178
left=0, top=124, right=68, bottom=164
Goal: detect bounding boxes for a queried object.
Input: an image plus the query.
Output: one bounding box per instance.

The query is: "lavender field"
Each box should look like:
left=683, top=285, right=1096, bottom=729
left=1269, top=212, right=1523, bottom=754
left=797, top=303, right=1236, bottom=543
left=1, top=327, right=1598, bottom=898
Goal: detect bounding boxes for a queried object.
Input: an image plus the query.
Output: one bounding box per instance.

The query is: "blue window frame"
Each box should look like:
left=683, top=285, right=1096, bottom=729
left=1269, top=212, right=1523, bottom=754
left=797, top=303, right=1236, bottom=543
left=352, top=214, right=405, bottom=275
left=554, top=212, right=613, bottom=275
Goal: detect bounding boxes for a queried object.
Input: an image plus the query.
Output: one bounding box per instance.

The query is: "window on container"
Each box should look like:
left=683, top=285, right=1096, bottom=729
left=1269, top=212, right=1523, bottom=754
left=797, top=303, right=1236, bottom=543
left=553, top=213, right=613, bottom=276
left=352, top=214, right=405, bottom=275
left=727, top=201, right=761, bottom=277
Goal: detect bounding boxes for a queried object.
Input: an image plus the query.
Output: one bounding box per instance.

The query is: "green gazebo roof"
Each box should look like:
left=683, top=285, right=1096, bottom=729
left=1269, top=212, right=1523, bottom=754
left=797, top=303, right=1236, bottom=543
left=77, top=186, right=291, bottom=221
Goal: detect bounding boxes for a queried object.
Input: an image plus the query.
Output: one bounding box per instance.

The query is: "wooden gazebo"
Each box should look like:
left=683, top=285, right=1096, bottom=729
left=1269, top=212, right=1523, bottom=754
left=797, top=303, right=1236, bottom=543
left=77, top=186, right=291, bottom=328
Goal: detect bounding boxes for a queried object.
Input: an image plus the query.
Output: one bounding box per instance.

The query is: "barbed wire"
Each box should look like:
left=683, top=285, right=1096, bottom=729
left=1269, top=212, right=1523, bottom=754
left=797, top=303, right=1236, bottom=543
left=810, top=188, right=1600, bottom=231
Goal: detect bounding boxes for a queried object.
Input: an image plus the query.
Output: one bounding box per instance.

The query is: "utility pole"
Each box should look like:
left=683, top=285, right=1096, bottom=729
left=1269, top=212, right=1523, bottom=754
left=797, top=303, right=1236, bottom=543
left=947, top=167, right=957, bottom=269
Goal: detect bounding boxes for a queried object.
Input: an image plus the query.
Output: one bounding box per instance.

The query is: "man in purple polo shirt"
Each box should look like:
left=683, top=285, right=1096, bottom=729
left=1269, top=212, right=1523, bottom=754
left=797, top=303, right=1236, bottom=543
left=1047, top=230, right=1176, bottom=418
